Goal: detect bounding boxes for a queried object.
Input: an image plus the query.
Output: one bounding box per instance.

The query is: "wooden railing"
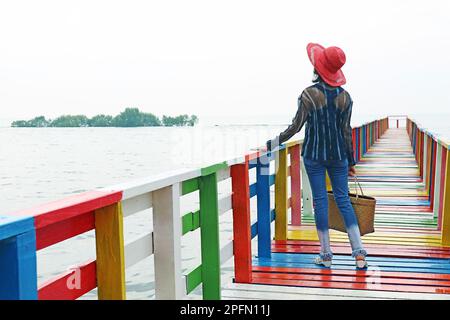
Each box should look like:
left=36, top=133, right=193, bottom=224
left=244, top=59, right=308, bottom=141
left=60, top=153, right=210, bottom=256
left=0, top=116, right=389, bottom=300
left=406, top=117, right=450, bottom=245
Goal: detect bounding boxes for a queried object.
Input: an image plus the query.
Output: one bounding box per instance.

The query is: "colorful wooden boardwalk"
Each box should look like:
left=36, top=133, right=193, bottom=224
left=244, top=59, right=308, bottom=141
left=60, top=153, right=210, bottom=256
left=249, top=127, right=450, bottom=298
left=1, top=117, right=449, bottom=300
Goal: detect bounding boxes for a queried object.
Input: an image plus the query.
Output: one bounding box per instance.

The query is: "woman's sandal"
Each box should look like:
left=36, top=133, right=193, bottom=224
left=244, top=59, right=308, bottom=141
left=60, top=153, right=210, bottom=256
left=314, top=256, right=332, bottom=268
left=355, top=256, right=368, bottom=269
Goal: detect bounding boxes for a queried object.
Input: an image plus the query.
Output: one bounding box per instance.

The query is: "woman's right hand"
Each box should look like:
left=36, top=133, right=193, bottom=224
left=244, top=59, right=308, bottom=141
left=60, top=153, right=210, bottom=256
left=348, top=166, right=356, bottom=176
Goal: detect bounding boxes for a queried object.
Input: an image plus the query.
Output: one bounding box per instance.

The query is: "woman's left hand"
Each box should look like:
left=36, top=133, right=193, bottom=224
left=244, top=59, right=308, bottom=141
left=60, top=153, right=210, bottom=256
left=348, top=166, right=356, bottom=176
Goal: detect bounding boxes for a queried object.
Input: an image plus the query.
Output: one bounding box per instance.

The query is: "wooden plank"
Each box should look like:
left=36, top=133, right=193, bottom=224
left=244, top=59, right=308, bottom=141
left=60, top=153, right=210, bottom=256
left=199, top=172, right=221, bottom=299
left=105, top=168, right=200, bottom=199
left=256, top=155, right=272, bottom=258
left=0, top=229, right=37, bottom=300
left=182, top=210, right=200, bottom=235
left=153, top=183, right=183, bottom=299
left=289, top=144, right=302, bottom=226
left=182, top=177, right=199, bottom=195
left=121, top=192, right=152, bottom=217
left=442, top=148, right=450, bottom=245
left=275, top=147, right=288, bottom=240
left=94, top=202, right=126, bottom=300
left=36, top=211, right=94, bottom=250
left=218, top=195, right=232, bottom=216
left=38, top=260, right=96, bottom=300
left=301, top=157, right=313, bottom=216
left=10, top=190, right=122, bottom=230
left=231, top=162, right=252, bottom=283
left=124, top=232, right=154, bottom=268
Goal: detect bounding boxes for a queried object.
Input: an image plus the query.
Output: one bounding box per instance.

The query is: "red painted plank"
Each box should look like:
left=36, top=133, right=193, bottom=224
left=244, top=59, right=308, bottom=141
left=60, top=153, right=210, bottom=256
left=253, top=266, right=450, bottom=281
left=231, top=161, right=252, bottom=283
left=289, top=144, right=301, bottom=226
left=36, top=211, right=95, bottom=250
left=253, top=270, right=450, bottom=288
left=438, top=147, right=447, bottom=231
left=272, top=245, right=450, bottom=259
left=38, top=260, right=96, bottom=300
left=275, top=240, right=450, bottom=253
left=251, top=273, right=450, bottom=294
left=9, top=190, right=122, bottom=229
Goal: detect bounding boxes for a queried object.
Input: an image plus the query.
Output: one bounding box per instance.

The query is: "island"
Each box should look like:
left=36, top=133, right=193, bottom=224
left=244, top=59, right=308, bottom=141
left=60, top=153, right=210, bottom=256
left=11, top=108, right=198, bottom=127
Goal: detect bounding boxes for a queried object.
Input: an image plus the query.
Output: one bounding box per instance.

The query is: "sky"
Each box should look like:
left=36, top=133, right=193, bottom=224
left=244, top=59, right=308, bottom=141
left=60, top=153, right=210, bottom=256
left=1, top=0, right=450, bottom=125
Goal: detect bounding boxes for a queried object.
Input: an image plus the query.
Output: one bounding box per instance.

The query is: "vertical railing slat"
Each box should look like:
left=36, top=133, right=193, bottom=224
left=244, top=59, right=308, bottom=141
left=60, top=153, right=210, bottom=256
left=275, top=147, right=288, bottom=240
left=153, top=183, right=183, bottom=299
left=0, top=217, right=37, bottom=300
left=230, top=160, right=252, bottom=283
left=289, top=144, right=302, bottom=226
left=256, top=154, right=271, bottom=258
left=199, top=172, right=221, bottom=299
left=94, top=202, right=126, bottom=300
left=441, top=148, right=450, bottom=245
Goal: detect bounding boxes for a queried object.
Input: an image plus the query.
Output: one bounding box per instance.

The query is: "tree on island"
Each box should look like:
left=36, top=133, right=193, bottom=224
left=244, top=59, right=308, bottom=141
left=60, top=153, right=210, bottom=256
left=11, top=108, right=199, bottom=128
left=11, top=116, right=50, bottom=127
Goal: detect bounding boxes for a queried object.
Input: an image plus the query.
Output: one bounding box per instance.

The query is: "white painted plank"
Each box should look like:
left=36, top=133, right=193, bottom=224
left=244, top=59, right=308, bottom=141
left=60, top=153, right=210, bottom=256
left=433, top=145, right=442, bottom=218
left=217, top=167, right=230, bottom=182
left=218, top=195, right=232, bottom=216
left=301, top=158, right=313, bottom=215
left=121, top=192, right=152, bottom=217
left=220, top=240, right=234, bottom=265
left=100, top=168, right=200, bottom=200
left=124, top=232, right=154, bottom=269
left=225, top=283, right=450, bottom=300
left=152, top=183, right=183, bottom=299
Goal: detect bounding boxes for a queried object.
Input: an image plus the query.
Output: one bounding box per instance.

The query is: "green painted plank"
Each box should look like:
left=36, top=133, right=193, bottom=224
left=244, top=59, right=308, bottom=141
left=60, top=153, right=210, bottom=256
left=201, top=162, right=228, bottom=176
left=185, top=265, right=202, bottom=294
left=199, top=172, right=221, bottom=300
left=182, top=177, right=199, bottom=195
left=182, top=210, right=201, bottom=235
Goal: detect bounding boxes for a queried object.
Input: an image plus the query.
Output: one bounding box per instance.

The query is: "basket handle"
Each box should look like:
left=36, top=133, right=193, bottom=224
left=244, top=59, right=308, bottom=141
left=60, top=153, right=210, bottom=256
left=352, top=175, right=364, bottom=198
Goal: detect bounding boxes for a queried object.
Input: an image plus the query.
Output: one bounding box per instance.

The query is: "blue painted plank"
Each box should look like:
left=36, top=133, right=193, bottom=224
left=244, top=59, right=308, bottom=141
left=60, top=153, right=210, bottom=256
left=0, top=230, right=38, bottom=299
left=249, top=183, right=257, bottom=198
left=256, top=156, right=271, bottom=258
left=0, top=215, right=34, bottom=241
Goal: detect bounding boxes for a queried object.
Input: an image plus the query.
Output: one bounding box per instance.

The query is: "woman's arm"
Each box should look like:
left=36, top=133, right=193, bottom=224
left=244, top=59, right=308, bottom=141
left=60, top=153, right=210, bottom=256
left=266, top=93, right=309, bottom=151
left=342, top=95, right=357, bottom=167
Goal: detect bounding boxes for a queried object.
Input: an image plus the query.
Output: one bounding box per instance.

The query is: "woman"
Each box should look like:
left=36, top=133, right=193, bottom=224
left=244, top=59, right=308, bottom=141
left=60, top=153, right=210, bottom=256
left=266, top=43, right=367, bottom=268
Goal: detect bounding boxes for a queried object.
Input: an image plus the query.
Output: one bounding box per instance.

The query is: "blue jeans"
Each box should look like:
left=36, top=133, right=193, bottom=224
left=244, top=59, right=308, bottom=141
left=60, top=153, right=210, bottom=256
left=303, top=157, right=367, bottom=260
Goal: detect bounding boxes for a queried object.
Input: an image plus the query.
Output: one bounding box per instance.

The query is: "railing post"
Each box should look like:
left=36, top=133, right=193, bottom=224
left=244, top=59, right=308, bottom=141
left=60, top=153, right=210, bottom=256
left=289, top=144, right=302, bottom=226
left=423, top=134, right=428, bottom=187
left=441, top=147, right=450, bottom=245
left=198, top=171, right=221, bottom=299
left=94, top=202, right=126, bottom=300
left=152, top=183, right=183, bottom=299
left=0, top=216, right=37, bottom=300
left=434, top=144, right=443, bottom=227
left=301, top=158, right=313, bottom=216
left=230, top=160, right=252, bottom=283
left=256, top=154, right=272, bottom=259
left=275, top=146, right=288, bottom=240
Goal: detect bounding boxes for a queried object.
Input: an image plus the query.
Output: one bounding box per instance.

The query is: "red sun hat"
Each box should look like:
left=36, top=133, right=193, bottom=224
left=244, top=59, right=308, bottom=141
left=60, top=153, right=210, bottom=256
left=307, top=43, right=347, bottom=87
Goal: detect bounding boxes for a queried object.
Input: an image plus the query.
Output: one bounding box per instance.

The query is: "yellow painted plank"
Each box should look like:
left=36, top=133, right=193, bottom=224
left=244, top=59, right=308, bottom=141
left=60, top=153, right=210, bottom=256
left=442, top=149, right=450, bottom=245
left=275, top=148, right=288, bottom=240
left=94, top=202, right=126, bottom=300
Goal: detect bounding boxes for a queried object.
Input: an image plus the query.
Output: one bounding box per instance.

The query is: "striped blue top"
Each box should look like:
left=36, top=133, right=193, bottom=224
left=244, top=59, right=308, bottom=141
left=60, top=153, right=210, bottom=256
left=275, top=81, right=356, bottom=166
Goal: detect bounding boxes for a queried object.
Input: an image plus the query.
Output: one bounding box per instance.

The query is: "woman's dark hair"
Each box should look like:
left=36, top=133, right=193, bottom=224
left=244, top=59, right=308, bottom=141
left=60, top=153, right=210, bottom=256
left=312, top=69, right=323, bottom=83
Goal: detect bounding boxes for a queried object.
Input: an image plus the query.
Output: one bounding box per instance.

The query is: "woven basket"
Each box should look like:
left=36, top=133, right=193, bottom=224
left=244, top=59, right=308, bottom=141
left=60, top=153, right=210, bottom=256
left=327, top=177, right=376, bottom=236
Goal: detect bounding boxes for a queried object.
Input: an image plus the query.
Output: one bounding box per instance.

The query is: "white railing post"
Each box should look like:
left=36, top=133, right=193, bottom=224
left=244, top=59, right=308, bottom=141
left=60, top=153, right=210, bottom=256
left=152, top=183, right=183, bottom=299
left=301, top=159, right=313, bottom=215
left=434, top=144, right=443, bottom=223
